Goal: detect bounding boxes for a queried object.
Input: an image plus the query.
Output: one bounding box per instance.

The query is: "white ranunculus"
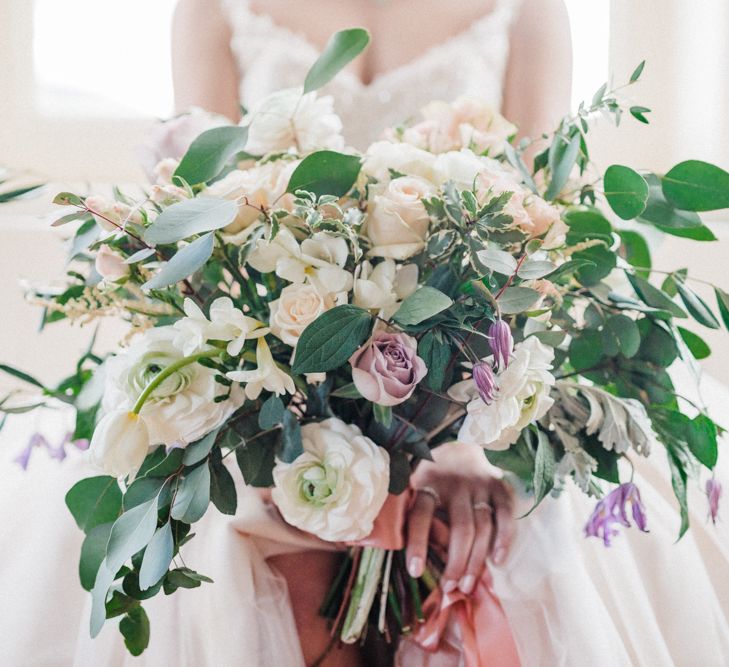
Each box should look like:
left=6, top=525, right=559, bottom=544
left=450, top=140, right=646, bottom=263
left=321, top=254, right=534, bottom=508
left=247, top=228, right=353, bottom=294
left=203, top=159, right=299, bottom=234
left=353, top=259, right=418, bottom=317
left=226, top=337, right=296, bottom=400
left=89, top=410, right=150, bottom=478
left=365, top=176, right=435, bottom=259
left=102, top=327, right=244, bottom=447
left=269, top=283, right=335, bottom=347
left=449, top=337, right=556, bottom=450
left=361, top=140, right=437, bottom=183
left=244, top=88, right=344, bottom=155
left=271, top=418, right=390, bottom=542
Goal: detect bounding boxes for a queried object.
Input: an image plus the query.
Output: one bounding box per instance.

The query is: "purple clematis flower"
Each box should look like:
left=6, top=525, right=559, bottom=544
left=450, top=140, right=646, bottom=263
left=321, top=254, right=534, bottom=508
left=489, top=319, right=513, bottom=371
left=585, top=482, right=649, bottom=546
left=706, top=478, right=722, bottom=524
left=472, top=361, right=498, bottom=405
left=14, top=431, right=88, bottom=470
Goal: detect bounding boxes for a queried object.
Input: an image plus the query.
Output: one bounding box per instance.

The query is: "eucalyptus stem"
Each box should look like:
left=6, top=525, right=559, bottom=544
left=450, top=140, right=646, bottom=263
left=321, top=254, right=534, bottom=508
left=131, top=349, right=221, bottom=414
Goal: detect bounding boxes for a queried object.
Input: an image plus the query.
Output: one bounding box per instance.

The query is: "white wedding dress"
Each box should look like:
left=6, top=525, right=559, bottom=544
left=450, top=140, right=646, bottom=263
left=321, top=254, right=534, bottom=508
left=1, top=1, right=728, bottom=665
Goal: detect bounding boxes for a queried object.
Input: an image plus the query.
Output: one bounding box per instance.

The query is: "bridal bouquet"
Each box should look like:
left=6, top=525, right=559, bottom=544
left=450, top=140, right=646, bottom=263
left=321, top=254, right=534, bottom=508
left=4, top=30, right=728, bottom=656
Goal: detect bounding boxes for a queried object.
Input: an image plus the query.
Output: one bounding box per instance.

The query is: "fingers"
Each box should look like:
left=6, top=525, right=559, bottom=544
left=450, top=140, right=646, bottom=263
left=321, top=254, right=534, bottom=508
left=459, top=499, right=493, bottom=594
left=442, top=489, right=475, bottom=593
left=489, top=480, right=516, bottom=565
left=406, top=491, right=437, bottom=578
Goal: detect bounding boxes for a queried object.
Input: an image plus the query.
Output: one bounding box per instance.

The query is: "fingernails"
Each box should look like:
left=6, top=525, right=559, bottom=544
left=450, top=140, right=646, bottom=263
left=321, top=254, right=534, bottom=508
left=458, top=574, right=476, bottom=595
left=442, top=579, right=458, bottom=593
left=408, top=557, right=423, bottom=578
left=493, top=547, right=507, bottom=564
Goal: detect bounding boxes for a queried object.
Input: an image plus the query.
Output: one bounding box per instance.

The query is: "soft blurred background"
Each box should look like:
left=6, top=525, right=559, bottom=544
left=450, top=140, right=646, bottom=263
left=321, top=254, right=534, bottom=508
left=0, top=0, right=728, bottom=395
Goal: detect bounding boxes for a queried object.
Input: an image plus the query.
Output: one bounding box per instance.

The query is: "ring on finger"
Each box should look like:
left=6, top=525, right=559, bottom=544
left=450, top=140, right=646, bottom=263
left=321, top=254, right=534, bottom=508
left=416, top=486, right=442, bottom=507
left=472, top=500, right=494, bottom=512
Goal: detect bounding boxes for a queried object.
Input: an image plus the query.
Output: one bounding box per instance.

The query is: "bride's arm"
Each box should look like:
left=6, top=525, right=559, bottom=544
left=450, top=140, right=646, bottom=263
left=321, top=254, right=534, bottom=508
left=503, top=0, right=573, bottom=144
left=172, top=0, right=242, bottom=120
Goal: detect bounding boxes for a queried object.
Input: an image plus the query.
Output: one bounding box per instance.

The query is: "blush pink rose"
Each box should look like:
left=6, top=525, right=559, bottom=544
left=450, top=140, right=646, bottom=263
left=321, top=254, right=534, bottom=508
left=349, top=331, right=427, bottom=407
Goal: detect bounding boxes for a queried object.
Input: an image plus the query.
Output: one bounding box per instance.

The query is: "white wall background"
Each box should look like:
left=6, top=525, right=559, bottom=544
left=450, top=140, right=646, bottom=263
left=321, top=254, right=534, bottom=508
left=0, top=0, right=728, bottom=393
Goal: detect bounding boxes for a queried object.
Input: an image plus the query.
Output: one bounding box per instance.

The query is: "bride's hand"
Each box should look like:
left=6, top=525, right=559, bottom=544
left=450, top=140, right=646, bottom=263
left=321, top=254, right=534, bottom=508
left=405, top=442, right=516, bottom=595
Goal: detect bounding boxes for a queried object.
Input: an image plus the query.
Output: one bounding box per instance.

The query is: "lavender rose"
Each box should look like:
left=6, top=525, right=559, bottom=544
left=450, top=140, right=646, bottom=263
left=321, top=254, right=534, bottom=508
left=349, top=331, right=427, bottom=407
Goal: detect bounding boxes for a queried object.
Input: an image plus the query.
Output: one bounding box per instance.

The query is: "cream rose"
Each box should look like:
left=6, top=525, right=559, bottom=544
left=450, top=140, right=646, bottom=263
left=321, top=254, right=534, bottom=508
left=362, top=141, right=437, bottom=183
left=271, top=418, right=390, bottom=542
left=102, top=327, right=243, bottom=447
left=269, top=284, right=335, bottom=347
left=365, top=176, right=435, bottom=259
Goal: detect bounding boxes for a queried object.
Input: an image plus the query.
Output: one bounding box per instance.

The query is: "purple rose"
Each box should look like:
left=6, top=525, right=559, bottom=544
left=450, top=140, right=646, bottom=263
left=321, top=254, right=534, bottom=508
left=349, top=331, right=427, bottom=407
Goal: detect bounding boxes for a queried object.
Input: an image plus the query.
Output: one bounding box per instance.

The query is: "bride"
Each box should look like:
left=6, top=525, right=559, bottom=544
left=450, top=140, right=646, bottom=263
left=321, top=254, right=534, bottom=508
left=1, top=0, right=727, bottom=665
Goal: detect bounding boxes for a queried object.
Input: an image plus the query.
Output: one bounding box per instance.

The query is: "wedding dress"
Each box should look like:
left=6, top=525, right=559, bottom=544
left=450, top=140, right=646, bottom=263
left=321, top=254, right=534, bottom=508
left=1, top=1, right=728, bottom=665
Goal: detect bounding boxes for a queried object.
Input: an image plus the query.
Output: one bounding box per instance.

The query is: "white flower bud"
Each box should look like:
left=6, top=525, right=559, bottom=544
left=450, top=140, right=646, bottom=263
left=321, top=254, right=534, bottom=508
left=89, top=410, right=150, bottom=478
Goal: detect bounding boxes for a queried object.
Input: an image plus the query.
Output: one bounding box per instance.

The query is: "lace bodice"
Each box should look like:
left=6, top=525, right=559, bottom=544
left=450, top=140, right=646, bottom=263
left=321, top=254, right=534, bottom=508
left=222, top=0, right=522, bottom=149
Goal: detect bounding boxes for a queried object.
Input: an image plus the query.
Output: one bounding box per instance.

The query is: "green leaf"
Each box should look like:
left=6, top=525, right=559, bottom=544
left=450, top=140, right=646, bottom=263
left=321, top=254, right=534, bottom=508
left=618, top=230, right=651, bottom=278
left=106, top=497, right=160, bottom=573
left=142, top=232, right=214, bottom=291
left=639, top=177, right=703, bottom=229
left=418, top=330, right=452, bottom=392
left=163, top=567, right=213, bottom=594
left=53, top=191, right=84, bottom=206
left=564, top=208, right=613, bottom=242
left=119, top=606, right=151, bottom=657
left=569, top=330, right=603, bottom=370
left=174, top=125, right=249, bottom=185
left=629, top=105, right=651, bottom=124
left=292, top=305, right=372, bottom=373
left=171, top=463, right=211, bottom=523
left=209, top=453, right=238, bottom=515
left=79, top=522, right=113, bottom=591
left=143, top=447, right=184, bottom=478
left=677, top=326, right=711, bottom=360
left=280, top=410, right=303, bottom=463
left=182, top=427, right=220, bottom=466
left=286, top=150, right=362, bottom=198
left=373, top=403, right=392, bottom=428
left=545, top=131, right=581, bottom=200
left=388, top=450, right=411, bottom=494
left=686, top=414, right=718, bottom=468
left=715, top=288, right=729, bottom=330
left=90, top=559, right=116, bottom=637
left=258, top=395, right=285, bottom=429
left=517, top=259, right=556, bottom=280
left=525, top=430, right=555, bottom=515
left=604, top=165, right=649, bottom=219
left=653, top=222, right=717, bottom=241
left=667, top=450, right=689, bottom=539
left=234, top=436, right=275, bottom=487
left=627, top=274, right=686, bottom=318
left=636, top=319, right=679, bottom=368
left=65, top=476, right=122, bottom=533
left=303, top=28, right=370, bottom=93
left=676, top=282, right=720, bottom=329
left=602, top=314, right=641, bottom=358
left=497, top=287, right=541, bottom=315
left=144, top=197, right=238, bottom=245
left=545, top=258, right=595, bottom=282
left=0, top=183, right=43, bottom=203
left=662, top=160, right=729, bottom=211
left=330, top=382, right=362, bottom=398
left=573, top=246, right=616, bottom=286
left=629, top=60, right=646, bottom=83
left=475, top=247, right=517, bottom=275
left=393, top=287, right=453, bottom=326
left=139, top=520, right=174, bottom=590
left=0, top=363, right=46, bottom=389
left=123, top=476, right=167, bottom=511
left=582, top=435, right=620, bottom=483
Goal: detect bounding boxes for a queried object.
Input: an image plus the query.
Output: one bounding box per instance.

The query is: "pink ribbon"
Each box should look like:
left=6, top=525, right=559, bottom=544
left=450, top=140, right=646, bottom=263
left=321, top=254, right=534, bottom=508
left=357, top=492, right=521, bottom=667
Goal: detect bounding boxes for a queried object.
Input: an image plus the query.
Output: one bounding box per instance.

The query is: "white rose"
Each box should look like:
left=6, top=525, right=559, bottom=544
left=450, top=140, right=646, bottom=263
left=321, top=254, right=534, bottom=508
left=449, top=337, right=555, bottom=450
left=362, top=140, right=436, bottom=183
left=89, top=410, right=149, bottom=478
left=365, top=176, right=435, bottom=259
left=245, top=88, right=344, bottom=155
left=269, top=284, right=335, bottom=347
left=204, top=160, right=299, bottom=234
left=102, top=327, right=244, bottom=447
left=271, top=418, right=390, bottom=542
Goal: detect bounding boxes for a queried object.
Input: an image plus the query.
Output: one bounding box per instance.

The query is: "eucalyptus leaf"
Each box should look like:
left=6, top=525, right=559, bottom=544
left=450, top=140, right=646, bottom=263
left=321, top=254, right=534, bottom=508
left=79, top=522, right=113, bottom=591
left=66, top=476, right=122, bottom=533
left=280, top=410, right=303, bottom=463
left=497, top=287, right=541, bottom=315
left=171, top=463, right=211, bottom=523
left=667, top=450, right=689, bottom=539
left=139, top=520, right=174, bottom=590
left=258, top=395, right=285, bottom=429
left=603, top=165, right=649, bottom=220
left=209, top=453, right=238, bottom=515
left=303, top=28, right=370, bottom=93
left=144, top=197, right=238, bottom=245
left=373, top=403, right=392, bottom=428
left=183, top=427, right=220, bottom=466
left=618, top=230, right=651, bottom=278
left=601, top=315, right=640, bottom=358
left=174, top=125, right=249, bottom=185
left=119, top=606, right=151, bottom=657
left=286, top=150, right=362, bottom=199
left=523, top=430, right=555, bottom=516
left=662, top=160, right=729, bottom=212
left=517, top=259, right=556, bottom=280
left=393, top=287, right=453, bottom=326
left=105, top=497, right=160, bottom=574
left=90, top=559, right=116, bottom=637
left=142, top=232, right=214, bottom=291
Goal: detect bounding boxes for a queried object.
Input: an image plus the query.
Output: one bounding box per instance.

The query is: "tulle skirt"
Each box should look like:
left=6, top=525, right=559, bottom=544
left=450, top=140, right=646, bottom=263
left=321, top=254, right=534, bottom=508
left=1, top=369, right=728, bottom=666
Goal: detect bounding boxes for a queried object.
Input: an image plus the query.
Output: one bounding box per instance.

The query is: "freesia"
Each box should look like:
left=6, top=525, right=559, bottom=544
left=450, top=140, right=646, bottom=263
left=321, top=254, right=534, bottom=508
left=227, top=337, right=296, bottom=400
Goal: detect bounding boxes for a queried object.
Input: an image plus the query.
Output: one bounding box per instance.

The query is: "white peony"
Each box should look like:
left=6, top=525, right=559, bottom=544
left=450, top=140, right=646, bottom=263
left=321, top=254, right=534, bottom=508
left=102, top=327, right=244, bottom=447
left=244, top=88, right=344, bottom=155
left=247, top=227, right=353, bottom=294
left=365, top=176, right=435, bottom=259
left=89, top=410, right=150, bottom=478
left=361, top=140, right=437, bottom=183
left=226, top=337, right=296, bottom=400
left=449, top=337, right=556, bottom=450
left=353, top=259, right=418, bottom=317
left=269, top=283, right=335, bottom=347
left=271, top=418, right=390, bottom=542
left=203, top=159, right=299, bottom=234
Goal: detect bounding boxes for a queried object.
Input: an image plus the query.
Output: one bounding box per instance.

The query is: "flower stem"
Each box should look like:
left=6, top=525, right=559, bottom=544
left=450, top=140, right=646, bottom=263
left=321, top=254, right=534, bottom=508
left=131, top=349, right=222, bottom=414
